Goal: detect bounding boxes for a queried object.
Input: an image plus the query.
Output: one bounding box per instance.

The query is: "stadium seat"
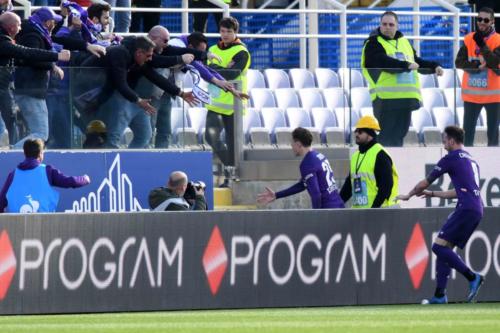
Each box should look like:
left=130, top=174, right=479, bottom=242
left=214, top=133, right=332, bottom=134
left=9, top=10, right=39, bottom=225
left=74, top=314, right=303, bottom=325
left=275, top=127, right=293, bottom=148
left=437, top=69, right=459, bottom=89
left=403, top=127, right=420, bottom=147
left=443, top=88, right=463, bottom=110
left=289, top=68, right=316, bottom=89
left=297, top=88, right=325, bottom=110
left=247, top=69, right=267, bottom=90
left=285, top=107, right=312, bottom=129
left=359, top=107, right=374, bottom=117
left=314, top=68, right=340, bottom=89
left=170, top=107, right=191, bottom=144
left=456, top=69, right=464, bottom=85
left=249, top=127, right=272, bottom=147
left=176, top=127, right=200, bottom=148
left=431, top=107, right=455, bottom=132
left=243, top=108, right=263, bottom=144
left=264, top=69, right=291, bottom=89
left=187, top=107, right=208, bottom=143
left=418, top=73, right=437, bottom=88
left=411, top=107, right=441, bottom=145
left=250, top=88, right=276, bottom=109
left=310, top=107, right=337, bottom=143
left=322, top=88, right=349, bottom=109
left=274, top=88, right=301, bottom=109
left=260, top=107, right=287, bottom=144
left=325, top=127, right=346, bottom=147
left=182, top=72, right=194, bottom=89
left=421, top=88, right=446, bottom=110
left=0, top=130, right=8, bottom=148
left=338, top=68, right=365, bottom=88
left=334, top=107, right=360, bottom=137
left=349, top=87, right=372, bottom=112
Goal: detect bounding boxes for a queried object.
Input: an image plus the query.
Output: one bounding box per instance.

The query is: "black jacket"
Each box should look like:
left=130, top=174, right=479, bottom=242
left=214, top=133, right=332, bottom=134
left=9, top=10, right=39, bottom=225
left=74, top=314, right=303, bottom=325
left=148, top=187, right=207, bottom=211
left=81, top=36, right=190, bottom=104
left=14, top=20, right=56, bottom=98
left=0, top=27, right=58, bottom=90
left=363, top=28, right=441, bottom=111
left=339, top=139, right=394, bottom=208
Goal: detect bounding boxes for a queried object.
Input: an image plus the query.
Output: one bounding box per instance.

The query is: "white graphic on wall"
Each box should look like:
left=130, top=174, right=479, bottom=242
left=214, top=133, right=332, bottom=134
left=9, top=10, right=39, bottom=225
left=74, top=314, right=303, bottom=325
left=20, top=195, right=40, bottom=213
left=66, top=154, right=145, bottom=212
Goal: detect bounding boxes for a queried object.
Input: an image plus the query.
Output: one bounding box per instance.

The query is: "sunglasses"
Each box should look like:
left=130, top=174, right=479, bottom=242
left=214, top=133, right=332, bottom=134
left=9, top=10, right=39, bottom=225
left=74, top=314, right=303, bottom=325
left=477, top=17, right=491, bottom=24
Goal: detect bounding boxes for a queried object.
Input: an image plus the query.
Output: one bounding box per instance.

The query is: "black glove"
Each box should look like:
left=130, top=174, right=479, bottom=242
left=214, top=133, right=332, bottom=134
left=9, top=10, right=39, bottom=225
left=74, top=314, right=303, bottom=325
left=473, top=32, right=486, bottom=48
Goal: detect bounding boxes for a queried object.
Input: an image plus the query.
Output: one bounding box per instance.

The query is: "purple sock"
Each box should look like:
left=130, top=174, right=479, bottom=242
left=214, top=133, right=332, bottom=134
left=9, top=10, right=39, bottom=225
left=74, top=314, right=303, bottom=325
left=436, top=257, right=451, bottom=291
left=432, top=243, right=473, bottom=279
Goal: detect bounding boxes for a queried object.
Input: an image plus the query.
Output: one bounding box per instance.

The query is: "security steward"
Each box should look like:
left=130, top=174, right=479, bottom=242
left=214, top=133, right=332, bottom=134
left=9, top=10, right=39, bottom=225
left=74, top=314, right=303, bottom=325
left=361, top=11, right=443, bottom=147
left=339, top=115, right=399, bottom=208
left=456, top=6, right=500, bottom=147
left=205, top=16, right=251, bottom=187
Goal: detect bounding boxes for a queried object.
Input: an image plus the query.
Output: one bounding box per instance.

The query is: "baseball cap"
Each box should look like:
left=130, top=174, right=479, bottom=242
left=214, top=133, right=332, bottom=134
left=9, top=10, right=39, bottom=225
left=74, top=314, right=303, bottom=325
left=33, top=7, right=63, bottom=23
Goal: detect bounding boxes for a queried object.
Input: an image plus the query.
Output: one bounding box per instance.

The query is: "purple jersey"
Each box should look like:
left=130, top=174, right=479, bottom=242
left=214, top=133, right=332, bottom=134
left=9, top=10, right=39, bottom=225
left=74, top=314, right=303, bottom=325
left=427, top=149, right=483, bottom=214
left=276, top=151, right=344, bottom=209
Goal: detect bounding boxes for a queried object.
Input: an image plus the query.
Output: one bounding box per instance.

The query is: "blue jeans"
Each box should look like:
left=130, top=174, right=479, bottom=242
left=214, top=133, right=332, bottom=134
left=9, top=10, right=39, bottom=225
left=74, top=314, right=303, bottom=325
left=14, top=95, right=49, bottom=149
left=151, top=94, right=173, bottom=148
left=98, top=92, right=152, bottom=148
left=106, top=0, right=131, bottom=33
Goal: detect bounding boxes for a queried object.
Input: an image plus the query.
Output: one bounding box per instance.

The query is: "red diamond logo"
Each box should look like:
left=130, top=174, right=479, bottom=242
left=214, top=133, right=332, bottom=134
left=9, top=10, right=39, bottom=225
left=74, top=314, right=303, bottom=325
left=202, top=226, right=227, bottom=295
left=405, top=223, right=429, bottom=290
left=0, top=230, right=17, bottom=300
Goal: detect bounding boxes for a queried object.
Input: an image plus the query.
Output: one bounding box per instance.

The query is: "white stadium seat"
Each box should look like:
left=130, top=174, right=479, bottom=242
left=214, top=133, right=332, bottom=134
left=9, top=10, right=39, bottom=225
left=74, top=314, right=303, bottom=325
left=314, top=68, right=340, bottom=89
left=274, top=88, right=301, bottom=109
left=250, top=88, right=276, bottom=109
left=289, top=68, right=316, bottom=89
left=322, top=88, right=349, bottom=109
left=264, top=69, right=291, bottom=89
left=297, top=88, right=325, bottom=110
left=418, top=73, right=437, bottom=88
left=247, top=69, right=267, bottom=90
left=338, top=68, right=365, bottom=88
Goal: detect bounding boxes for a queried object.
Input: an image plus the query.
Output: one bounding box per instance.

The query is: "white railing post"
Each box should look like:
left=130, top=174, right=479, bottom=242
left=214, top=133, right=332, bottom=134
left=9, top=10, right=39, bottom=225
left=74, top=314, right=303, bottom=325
left=322, top=0, right=347, bottom=68
left=308, top=0, right=319, bottom=70
left=299, top=0, right=307, bottom=68
left=413, top=0, right=420, bottom=54
left=182, top=0, right=189, bottom=34
left=14, top=0, right=31, bottom=19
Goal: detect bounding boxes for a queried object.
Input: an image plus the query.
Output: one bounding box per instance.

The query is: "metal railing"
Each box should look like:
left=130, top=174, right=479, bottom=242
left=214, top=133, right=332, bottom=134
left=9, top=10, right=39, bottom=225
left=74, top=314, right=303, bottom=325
left=12, top=0, right=496, bottom=69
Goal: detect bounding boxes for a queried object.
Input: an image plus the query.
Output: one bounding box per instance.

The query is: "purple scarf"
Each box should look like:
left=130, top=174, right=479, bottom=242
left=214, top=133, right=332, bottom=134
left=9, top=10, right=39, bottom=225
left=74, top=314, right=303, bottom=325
left=28, top=14, right=54, bottom=50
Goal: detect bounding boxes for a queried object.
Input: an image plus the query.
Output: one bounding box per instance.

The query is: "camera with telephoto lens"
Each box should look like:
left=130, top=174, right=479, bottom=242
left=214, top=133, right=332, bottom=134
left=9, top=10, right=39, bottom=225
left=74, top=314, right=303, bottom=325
left=184, top=180, right=206, bottom=201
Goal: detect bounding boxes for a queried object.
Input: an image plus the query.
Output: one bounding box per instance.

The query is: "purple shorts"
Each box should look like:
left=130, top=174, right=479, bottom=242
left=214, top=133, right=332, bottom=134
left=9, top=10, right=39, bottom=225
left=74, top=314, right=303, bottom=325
left=438, top=209, right=482, bottom=249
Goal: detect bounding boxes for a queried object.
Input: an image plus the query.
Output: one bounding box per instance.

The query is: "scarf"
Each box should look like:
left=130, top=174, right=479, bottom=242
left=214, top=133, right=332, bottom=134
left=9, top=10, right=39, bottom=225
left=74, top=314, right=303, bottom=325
left=28, top=14, right=54, bottom=50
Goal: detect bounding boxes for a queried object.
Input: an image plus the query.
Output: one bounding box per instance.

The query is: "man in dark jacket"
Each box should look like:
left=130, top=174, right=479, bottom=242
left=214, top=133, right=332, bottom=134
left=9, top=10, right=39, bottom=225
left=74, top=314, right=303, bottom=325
left=468, top=0, right=500, bottom=33
left=149, top=171, right=207, bottom=211
left=80, top=35, right=198, bottom=148
left=13, top=7, right=68, bottom=149
left=361, top=11, right=444, bottom=147
left=0, top=11, right=69, bottom=146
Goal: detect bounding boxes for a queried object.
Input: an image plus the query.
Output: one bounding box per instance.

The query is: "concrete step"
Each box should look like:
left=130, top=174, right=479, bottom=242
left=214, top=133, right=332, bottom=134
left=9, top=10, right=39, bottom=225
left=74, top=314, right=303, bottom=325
left=214, top=188, right=232, bottom=206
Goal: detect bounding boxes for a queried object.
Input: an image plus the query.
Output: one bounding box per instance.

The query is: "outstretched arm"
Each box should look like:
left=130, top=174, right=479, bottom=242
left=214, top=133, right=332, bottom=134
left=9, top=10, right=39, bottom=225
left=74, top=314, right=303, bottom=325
left=418, top=189, right=457, bottom=199
left=396, top=179, right=430, bottom=201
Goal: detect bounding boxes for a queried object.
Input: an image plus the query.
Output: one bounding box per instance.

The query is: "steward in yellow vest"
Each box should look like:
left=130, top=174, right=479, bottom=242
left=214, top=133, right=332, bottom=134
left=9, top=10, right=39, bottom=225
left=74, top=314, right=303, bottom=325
left=361, top=11, right=443, bottom=147
left=339, top=115, right=399, bottom=208
left=205, top=16, right=251, bottom=187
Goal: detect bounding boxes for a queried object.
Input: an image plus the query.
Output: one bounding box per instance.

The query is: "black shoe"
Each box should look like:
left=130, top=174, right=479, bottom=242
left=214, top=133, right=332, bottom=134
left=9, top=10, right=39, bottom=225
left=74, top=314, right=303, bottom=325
left=219, top=178, right=230, bottom=188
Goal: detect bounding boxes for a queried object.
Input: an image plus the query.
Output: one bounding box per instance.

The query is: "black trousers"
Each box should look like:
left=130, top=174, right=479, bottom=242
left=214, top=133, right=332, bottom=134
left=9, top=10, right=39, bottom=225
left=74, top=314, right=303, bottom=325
left=463, top=101, right=499, bottom=146
left=0, top=88, right=16, bottom=144
left=190, top=0, right=223, bottom=33
left=130, top=0, right=161, bottom=33
left=373, top=101, right=414, bottom=147
left=205, top=111, right=235, bottom=166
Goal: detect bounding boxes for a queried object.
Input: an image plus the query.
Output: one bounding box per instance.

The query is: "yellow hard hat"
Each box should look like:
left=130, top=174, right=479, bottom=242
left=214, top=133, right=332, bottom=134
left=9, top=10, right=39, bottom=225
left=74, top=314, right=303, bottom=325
left=86, top=120, right=107, bottom=134
left=355, top=115, right=381, bottom=131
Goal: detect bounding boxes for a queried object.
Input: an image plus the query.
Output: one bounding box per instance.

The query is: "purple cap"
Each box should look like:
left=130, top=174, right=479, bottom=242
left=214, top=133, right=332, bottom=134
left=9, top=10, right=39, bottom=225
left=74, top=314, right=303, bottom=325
left=33, top=7, right=63, bottom=23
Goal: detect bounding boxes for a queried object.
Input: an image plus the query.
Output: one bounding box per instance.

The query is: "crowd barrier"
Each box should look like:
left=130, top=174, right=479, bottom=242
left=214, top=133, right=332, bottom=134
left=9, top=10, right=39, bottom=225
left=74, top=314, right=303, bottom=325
left=0, top=207, right=498, bottom=314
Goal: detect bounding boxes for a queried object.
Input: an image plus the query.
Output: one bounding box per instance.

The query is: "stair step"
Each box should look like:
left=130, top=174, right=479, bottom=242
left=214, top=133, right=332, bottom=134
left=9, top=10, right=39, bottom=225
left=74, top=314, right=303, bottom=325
left=214, top=188, right=232, bottom=206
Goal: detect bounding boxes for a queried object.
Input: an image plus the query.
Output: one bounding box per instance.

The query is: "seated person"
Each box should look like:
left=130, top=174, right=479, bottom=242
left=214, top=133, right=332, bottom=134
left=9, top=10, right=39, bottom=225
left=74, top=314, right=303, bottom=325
left=149, top=171, right=207, bottom=211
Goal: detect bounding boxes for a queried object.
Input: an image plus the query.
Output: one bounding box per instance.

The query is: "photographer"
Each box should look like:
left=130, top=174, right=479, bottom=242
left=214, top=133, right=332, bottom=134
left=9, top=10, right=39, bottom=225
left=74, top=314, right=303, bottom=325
left=149, top=171, right=207, bottom=211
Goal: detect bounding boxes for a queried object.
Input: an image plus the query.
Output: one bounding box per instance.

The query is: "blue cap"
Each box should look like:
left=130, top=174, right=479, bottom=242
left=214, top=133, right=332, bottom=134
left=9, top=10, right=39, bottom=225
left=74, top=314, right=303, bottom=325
left=33, top=7, right=63, bottom=23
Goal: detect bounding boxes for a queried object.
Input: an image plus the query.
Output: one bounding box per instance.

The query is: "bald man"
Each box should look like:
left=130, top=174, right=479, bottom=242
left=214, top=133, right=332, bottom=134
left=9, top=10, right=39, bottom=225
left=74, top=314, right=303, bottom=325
left=0, top=12, right=70, bottom=144
left=149, top=171, right=207, bottom=211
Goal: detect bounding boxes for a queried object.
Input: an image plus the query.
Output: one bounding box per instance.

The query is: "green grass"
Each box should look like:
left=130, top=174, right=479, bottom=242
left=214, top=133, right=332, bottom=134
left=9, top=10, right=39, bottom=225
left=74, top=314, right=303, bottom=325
left=1, top=303, right=499, bottom=333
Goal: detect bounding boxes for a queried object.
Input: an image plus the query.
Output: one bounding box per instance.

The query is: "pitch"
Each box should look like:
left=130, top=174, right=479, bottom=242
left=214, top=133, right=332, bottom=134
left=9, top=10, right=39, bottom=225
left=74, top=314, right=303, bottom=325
left=1, top=303, right=499, bottom=333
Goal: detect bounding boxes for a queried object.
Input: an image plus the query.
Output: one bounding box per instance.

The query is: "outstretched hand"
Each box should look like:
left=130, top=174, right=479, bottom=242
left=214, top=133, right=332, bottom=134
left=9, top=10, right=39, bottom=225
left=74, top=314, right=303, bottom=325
left=257, top=187, right=276, bottom=205
left=395, top=194, right=411, bottom=201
